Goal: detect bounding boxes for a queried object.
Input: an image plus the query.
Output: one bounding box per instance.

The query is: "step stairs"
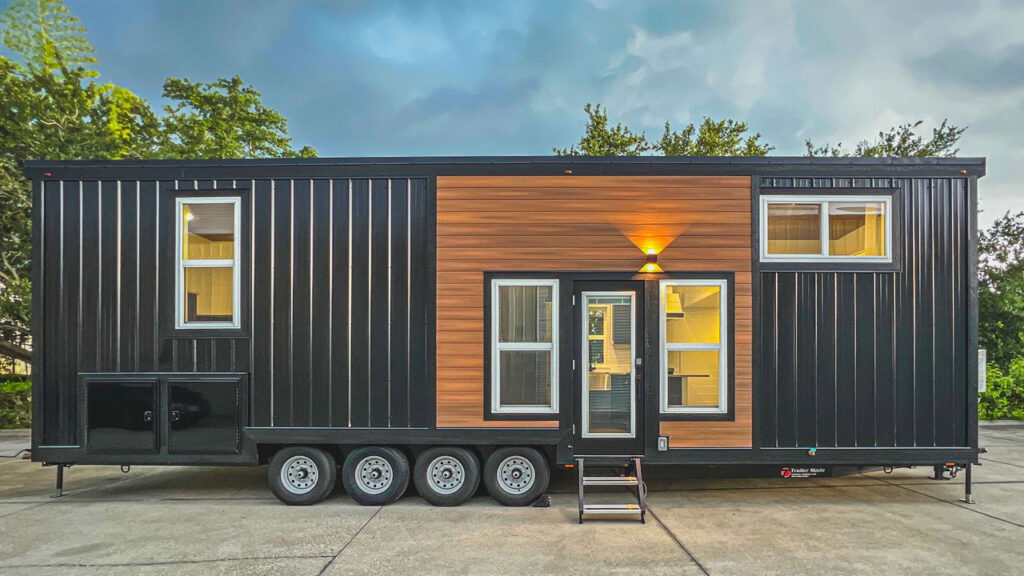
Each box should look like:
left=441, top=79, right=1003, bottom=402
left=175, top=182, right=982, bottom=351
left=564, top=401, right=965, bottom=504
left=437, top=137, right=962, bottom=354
left=576, top=456, right=646, bottom=524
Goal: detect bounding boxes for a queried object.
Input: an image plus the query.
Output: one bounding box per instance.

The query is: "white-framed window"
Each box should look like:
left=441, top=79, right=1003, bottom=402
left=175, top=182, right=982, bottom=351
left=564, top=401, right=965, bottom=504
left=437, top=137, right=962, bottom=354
left=660, top=279, right=728, bottom=414
left=490, top=279, right=559, bottom=414
left=760, top=195, right=892, bottom=262
left=175, top=197, right=241, bottom=329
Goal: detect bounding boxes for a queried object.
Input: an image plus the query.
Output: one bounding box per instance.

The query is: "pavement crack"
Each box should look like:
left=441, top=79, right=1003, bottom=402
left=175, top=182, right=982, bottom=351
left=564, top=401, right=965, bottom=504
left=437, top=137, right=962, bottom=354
left=317, top=506, right=382, bottom=575
left=861, top=473, right=1024, bottom=529
left=979, top=456, right=1024, bottom=470
left=648, top=506, right=711, bottom=576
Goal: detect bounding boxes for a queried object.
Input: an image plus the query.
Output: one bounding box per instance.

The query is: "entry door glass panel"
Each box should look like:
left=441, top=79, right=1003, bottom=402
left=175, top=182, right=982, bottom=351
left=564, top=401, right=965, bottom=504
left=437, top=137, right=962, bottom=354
left=168, top=380, right=243, bottom=455
left=86, top=381, right=158, bottom=454
left=583, top=292, right=635, bottom=437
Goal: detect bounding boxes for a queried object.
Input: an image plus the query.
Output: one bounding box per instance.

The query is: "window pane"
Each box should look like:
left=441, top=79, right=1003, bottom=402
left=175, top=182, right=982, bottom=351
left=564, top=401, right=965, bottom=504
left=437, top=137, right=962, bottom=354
left=665, top=285, right=721, bottom=344
left=183, top=267, right=234, bottom=323
left=665, top=350, right=721, bottom=408
left=183, top=203, right=235, bottom=260
left=767, top=203, right=821, bottom=255
left=829, top=201, right=886, bottom=257
left=499, top=350, right=551, bottom=407
left=498, top=285, right=553, bottom=343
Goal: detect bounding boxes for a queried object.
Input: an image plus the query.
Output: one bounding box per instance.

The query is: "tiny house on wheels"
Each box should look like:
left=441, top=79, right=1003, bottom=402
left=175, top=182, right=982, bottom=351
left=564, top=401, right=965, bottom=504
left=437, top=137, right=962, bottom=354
left=25, top=156, right=984, bottom=518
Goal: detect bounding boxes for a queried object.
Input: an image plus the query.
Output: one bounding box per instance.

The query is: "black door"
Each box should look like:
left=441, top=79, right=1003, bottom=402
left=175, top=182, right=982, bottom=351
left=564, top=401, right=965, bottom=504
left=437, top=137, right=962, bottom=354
left=573, top=281, right=644, bottom=455
left=168, top=376, right=245, bottom=455
left=85, top=380, right=159, bottom=454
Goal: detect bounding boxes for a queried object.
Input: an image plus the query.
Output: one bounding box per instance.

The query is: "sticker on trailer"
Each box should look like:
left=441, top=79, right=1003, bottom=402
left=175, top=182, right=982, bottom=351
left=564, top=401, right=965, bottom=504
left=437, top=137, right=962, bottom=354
left=780, top=467, right=826, bottom=479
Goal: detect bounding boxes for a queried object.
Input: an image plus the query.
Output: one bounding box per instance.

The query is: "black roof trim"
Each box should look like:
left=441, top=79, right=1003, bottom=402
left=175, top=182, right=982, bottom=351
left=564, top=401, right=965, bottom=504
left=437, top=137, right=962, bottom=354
left=23, top=155, right=986, bottom=179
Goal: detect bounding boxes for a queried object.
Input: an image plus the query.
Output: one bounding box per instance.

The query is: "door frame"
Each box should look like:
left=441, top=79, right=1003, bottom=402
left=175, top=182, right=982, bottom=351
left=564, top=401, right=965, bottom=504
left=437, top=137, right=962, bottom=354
left=572, top=280, right=645, bottom=456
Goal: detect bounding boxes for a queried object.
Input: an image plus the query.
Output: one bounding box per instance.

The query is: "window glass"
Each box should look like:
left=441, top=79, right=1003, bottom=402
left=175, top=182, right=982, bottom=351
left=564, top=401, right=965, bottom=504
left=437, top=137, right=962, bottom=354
left=829, top=201, right=886, bottom=256
left=767, top=203, right=821, bottom=255
left=664, top=285, right=721, bottom=344
left=182, top=203, right=235, bottom=260
left=665, top=350, right=721, bottom=408
left=498, top=350, right=552, bottom=407
left=183, top=267, right=234, bottom=322
left=497, top=285, right=552, bottom=343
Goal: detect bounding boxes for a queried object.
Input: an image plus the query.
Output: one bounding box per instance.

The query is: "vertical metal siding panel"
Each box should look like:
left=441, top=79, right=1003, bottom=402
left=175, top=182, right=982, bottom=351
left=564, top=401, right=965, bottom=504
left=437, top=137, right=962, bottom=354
left=389, top=179, right=410, bottom=427
left=79, top=181, right=100, bottom=374
left=834, top=274, right=856, bottom=446
left=119, top=181, right=138, bottom=372
left=330, top=179, right=351, bottom=427
left=854, top=273, right=876, bottom=446
left=932, top=179, right=956, bottom=446
left=251, top=179, right=273, bottom=427
left=795, top=274, right=817, bottom=446
left=894, top=179, right=916, bottom=445
left=41, top=181, right=63, bottom=444
left=408, top=179, right=430, bottom=427
left=815, top=273, right=837, bottom=447
left=775, top=273, right=797, bottom=447
left=310, top=179, right=332, bottom=427
left=291, top=179, right=313, bottom=427
left=272, top=179, right=293, bottom=425
left=349, top=179, right=371, bottom=427
left=57, top=181, right=78, bottom=445
left=951, top=179, right=968, bottom=445
left=370, top=179, right=390, bottom=427
left=99, top=181, right=119, bottom=372
left=874, top=272, right=896, bottom=446
left=136, top=181, right=158, bottom=372
left=759, top=273, right=778, bottom=446
left=914, top=179, right=935, bottom=446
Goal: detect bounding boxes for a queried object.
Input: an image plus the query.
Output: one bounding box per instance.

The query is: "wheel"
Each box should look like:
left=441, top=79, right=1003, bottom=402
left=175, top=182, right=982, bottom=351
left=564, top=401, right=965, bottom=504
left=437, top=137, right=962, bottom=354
left=342, top=446, right=410, bottom=505
left=483, top=447, right=549, bottom=506
left=268, top=446, right=337, bottom=506
left=413, top=447, right=481, bottom=507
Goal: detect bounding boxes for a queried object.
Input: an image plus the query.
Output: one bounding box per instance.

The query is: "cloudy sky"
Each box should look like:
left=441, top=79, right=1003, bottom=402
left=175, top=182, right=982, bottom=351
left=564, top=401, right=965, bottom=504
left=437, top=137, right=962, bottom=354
left=63, top=0, right=1022, bottom=226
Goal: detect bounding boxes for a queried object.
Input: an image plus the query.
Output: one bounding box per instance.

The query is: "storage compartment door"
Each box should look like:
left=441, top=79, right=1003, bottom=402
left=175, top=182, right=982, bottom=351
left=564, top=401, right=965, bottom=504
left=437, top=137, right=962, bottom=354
left=85, top=380, right=159, bottom=454
left=168, top=376, right=245, bottom=455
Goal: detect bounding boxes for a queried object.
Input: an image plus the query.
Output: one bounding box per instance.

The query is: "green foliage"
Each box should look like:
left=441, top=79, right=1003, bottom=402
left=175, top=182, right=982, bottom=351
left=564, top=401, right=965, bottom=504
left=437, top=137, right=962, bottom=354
left=554, top=103, right=653, bottom=156
left=978, top=211, right=1024, bottom=367
left=659, top=117, right=772, bottom=156
left=0, top=0, right=317, bottom=367
left=0, top=379, right=31, bottom=429
left=805, top=120, right=965, bottom=158
left=979, top=358, right=1024, bottom=420
left=159, top=76, right=318, bottom=159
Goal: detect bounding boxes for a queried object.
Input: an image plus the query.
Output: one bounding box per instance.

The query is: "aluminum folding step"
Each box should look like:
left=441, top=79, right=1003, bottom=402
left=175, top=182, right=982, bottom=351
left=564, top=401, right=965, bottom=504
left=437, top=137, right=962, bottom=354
left=577, top=456, right=647, bottom=524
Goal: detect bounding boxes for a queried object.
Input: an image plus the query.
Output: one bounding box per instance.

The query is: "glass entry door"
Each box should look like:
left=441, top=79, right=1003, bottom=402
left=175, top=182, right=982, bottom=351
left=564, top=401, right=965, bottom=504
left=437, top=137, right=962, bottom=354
left=573, top=281, right=644, bottom=455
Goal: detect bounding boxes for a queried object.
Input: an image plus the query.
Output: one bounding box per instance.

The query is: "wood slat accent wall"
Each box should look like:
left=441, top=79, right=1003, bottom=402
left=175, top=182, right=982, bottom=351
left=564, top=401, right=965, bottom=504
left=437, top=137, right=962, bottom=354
left=435, top=176, right=752, bottom=446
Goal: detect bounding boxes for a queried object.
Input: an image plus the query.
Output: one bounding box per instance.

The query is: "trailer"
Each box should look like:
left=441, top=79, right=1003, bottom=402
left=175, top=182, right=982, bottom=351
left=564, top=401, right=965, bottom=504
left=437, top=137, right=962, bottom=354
left=24, top=156, right=984, bottom=517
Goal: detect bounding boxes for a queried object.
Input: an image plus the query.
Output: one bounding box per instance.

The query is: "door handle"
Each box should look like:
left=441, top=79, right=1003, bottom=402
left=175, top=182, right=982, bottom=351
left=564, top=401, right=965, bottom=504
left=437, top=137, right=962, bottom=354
left=143, top=410, right=153, bottom=423
left=635, top=357, right=643, bottom=366
left=171, top=410, right=181, bottom=423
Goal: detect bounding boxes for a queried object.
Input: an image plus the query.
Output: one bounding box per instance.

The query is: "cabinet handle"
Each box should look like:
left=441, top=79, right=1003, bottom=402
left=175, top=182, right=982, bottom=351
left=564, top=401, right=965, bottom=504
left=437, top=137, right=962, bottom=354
left=143, top=410, right=153, bottom=423
left=171, top=410, right=181, bottom=422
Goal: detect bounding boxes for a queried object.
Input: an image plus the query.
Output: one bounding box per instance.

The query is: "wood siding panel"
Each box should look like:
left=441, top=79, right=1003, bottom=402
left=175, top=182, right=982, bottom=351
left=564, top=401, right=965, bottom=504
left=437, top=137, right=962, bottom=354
left=436, top=175, right=752, bottom=446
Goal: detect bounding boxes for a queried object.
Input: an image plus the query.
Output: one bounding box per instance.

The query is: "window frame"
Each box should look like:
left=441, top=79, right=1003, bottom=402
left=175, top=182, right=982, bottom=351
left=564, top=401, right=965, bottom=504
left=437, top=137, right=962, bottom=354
left=489, top=278, right=560, bottom=415
left=659, top=278, right=729, bottom=415
left=760, top=194, right=893, bottom=263
left=174, top=196, right=242, bottom=330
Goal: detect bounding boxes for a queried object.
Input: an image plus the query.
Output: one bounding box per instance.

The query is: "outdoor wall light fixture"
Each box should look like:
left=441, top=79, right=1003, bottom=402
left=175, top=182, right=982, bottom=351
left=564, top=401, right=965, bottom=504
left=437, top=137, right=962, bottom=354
left=639, top=248, right=663, bottom=273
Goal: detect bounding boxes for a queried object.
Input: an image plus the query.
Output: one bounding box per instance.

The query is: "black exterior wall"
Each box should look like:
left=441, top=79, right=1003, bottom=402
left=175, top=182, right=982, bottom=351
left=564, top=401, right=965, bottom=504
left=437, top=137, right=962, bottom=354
left=26, top=156, right=984, bottom=467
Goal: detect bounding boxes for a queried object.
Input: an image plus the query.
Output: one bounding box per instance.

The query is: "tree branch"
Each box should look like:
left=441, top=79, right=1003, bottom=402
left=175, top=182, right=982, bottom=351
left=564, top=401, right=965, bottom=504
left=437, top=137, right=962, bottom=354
left=0, top=338, right=32, bottom=365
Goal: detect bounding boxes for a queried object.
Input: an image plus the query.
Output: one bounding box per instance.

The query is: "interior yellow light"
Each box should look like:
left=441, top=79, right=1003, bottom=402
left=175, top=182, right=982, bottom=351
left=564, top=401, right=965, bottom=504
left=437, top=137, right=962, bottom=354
left=185, top=212, right=195, bottom=221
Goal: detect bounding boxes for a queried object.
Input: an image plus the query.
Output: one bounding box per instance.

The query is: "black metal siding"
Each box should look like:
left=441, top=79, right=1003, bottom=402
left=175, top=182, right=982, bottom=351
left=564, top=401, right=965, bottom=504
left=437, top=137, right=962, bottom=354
left=758, top=177, right=970, bottom=448
left=36, top=174, right=432, bottom=446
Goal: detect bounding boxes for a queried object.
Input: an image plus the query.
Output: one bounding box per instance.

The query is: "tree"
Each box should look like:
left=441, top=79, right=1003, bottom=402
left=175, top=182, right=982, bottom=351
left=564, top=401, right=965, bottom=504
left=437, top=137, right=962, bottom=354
left=805, top=120, right=965, bottom=157
left=979, top=211, right=1024, bottom=368
left=554, top=103, right=653, bottom=156
left=159, top=76, right=317, bottom=159
left=659, top=117, right=772, bottom=156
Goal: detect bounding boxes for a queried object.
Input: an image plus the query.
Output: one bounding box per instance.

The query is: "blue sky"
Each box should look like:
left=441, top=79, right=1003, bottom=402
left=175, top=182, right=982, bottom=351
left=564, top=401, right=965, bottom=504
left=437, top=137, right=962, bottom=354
left=56, top=0, right=1024, bottom=225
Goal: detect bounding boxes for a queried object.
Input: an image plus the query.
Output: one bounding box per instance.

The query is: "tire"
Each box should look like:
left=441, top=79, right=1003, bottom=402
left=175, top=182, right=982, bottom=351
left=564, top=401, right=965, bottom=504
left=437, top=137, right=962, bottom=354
left=268, top=446, right=337, bottom=506
left=483, top=447, right=549, bottom=506
left=342, top=446, right=410, bottom=506
left=413, top=447, right=481, bottom=507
